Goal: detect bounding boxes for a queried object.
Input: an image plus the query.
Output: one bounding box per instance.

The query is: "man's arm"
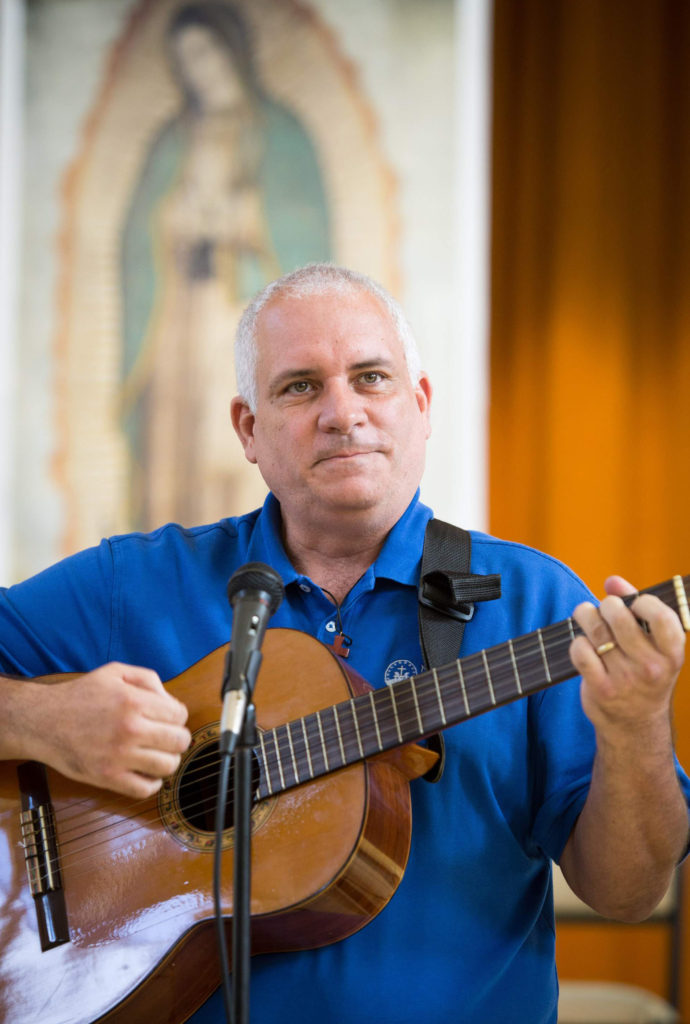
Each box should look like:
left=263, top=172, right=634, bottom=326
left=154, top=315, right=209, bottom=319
left=0, top=665, right=191, bottom=799
left=560, top=576, right=689, bottom=922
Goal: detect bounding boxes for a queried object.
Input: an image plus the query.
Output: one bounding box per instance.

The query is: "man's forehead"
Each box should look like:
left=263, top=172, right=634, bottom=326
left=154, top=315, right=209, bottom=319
left=255, top=290, right=403, bottom=362
left=256, top=286, right=394, bottom=331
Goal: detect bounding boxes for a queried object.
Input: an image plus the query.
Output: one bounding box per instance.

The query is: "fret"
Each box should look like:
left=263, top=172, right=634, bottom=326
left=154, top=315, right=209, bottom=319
left=350, top=690, right=382, bottom=759
left=537, top=628, right=551, bottom=683
left=406, top=667, right=447, bottom=737
left=271, top=728, right=286, bottom=791
left=508, top=639, right=522, bottom=695
left=320, top=707, right=345, bottom=770
left=510, top=632, right=548, bottom=697
left=389, top=685, right=404, bottom=746
left=368, top=690, right=384, bottom=751
left=410, top=678, right=424, bottom=734
left=432, top=668, right=447, bottom=726
left=286, top=721, right=299, bottom=783
left=327, top=700, right=360, bottom=765
left=300, top=718, right=314, bottom=778
left=346, top=698, right=365, bottom=760
left=274, top=726, right=296, bottom=788
left=397, top=677, right=433, bottom=744
left=289, top=719, right=310, bottom=785
left=333, top=705, right=347, bottom=765
left=545, top=621, right=576, bottom=679
left=481, top=649, right=496, bottom=705
left=371, top=688, right=400, bottom=750
left=457, top=660, right=470, bottom=717
left=305, top=713, right=327, bottom=777
left=258, top=731, right=274, bottom=795
left=315, top=711, right=329, bottom=773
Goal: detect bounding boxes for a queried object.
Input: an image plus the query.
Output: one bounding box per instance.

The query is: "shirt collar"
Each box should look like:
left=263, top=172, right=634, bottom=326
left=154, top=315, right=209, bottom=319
left=245, top=492, right=302, bottom=586
left=372, top=489, right=433, bottom=586
left=246, top=489, right=432, bottom=590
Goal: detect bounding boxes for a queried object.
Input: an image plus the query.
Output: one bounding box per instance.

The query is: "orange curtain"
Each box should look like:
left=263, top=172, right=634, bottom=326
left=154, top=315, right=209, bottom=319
left=489, top=0, right=690, bottom=1007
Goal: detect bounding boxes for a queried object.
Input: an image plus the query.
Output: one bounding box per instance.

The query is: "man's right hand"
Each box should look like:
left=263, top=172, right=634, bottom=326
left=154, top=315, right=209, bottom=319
left=1, top=664, right=191, bottom=799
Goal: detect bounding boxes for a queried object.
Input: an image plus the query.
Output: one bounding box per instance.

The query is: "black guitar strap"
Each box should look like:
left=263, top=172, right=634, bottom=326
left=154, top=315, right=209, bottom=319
left=418, top=518, right=502, bottom=782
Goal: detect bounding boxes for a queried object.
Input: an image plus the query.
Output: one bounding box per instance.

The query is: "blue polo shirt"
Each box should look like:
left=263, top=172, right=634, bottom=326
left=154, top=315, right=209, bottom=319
left=2, top=492, right=688, bottom=1024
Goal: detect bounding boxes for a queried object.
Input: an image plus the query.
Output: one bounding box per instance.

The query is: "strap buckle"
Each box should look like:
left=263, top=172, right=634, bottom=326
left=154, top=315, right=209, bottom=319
left=418, top=584, right=475, bottom=622
left=418, top=569, right=501, bottom=623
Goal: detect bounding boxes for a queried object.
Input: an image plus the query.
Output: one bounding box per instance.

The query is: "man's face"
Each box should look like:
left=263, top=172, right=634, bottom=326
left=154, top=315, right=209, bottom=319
left=231, top=288, right=432, bottom=530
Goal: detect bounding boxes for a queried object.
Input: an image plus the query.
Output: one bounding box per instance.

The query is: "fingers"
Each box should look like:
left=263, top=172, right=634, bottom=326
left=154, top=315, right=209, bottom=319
left=570, top=578, right=686, bottom=730
left=120, top=664, right=189, bottom=725
left=603, top=575, right=638, bottom=599
left=573, top=578, right=685, bottom=665
left=107, top=707, right=191, bottom=798
left=98, top=664, right=192, bottom=797
left=42, top=663, right=192, bottom=799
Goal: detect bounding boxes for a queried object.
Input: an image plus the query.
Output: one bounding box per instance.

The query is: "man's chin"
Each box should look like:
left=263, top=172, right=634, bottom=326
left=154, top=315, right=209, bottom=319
left=315, top=478, right=383, bottom=512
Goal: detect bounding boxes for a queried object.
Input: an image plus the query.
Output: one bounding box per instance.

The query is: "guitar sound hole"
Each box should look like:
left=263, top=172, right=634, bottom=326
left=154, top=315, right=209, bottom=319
left=177, top=741, right=260, bottom=833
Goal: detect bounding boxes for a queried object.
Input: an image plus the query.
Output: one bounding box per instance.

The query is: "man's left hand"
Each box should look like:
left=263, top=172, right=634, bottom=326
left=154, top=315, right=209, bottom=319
left=570, top=575, right=686, bottom=734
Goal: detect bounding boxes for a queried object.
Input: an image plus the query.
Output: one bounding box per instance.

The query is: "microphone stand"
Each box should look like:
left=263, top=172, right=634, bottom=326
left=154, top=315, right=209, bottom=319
left=217, top=647, right=263, bottom=1024
left=232, top=700, right=257, bottom=1024
left=218, top=562, right=284, bottom=1024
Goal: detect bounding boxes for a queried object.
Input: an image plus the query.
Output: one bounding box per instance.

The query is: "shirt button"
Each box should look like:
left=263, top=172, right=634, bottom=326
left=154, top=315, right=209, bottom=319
left=299, top=583, right=311, bottom=593
left=325, top=621, right=336, bottom=632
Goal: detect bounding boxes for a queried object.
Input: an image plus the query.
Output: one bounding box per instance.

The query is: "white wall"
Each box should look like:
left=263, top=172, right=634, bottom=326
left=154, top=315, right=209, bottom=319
left=313, top=0, right=492, bottom=531
left=0, top=0, right=25, bottom=583
left=451, top=0, right=492, bottom=531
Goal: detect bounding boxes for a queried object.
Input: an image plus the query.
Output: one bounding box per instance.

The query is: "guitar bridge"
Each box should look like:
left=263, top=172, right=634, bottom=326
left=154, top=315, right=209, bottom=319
left=17, top=761, right=70, bottom=950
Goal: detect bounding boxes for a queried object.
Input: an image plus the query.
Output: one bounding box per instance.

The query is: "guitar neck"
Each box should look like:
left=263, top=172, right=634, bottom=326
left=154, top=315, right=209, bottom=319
left=257, top=575, right=690, bottom=799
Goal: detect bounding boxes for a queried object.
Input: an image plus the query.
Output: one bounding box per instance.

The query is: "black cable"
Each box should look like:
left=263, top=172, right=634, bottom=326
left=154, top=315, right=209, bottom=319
left=321, top=587, right=353, bottom=651
left=214, top=747, right=235, bottom=1024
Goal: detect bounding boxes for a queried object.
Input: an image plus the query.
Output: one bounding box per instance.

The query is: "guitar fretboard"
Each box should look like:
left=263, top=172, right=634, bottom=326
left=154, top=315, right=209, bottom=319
left=256, top=575, right=690, bottom=799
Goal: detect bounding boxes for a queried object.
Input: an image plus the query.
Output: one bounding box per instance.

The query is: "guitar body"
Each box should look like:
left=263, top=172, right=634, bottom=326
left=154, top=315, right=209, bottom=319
left=2, top=574, right=687, bottom=1024
left=0, top=630, right=430, bottom=1024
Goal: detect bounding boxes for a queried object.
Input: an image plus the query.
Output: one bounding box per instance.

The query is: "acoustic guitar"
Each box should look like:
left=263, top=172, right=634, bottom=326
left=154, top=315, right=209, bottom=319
left=1, top=576, right=688, bottom=1024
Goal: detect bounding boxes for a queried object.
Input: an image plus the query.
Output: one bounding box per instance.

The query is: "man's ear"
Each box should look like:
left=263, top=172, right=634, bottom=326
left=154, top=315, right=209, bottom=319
left=230, top=397, right=258, bottom=464
left=416, top=373, right=433, bottom=439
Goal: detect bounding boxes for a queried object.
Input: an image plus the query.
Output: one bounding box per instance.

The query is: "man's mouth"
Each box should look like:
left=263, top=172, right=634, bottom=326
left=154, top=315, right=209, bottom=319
left=314, top=449, right=378, bottom=466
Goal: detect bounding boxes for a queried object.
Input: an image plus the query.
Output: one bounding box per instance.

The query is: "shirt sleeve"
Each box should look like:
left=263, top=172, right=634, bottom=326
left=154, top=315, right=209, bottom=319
left=468, top=534, right=690, bottom=864
left=529, top=677, right=596, bottom=862
left=529, top=632, right=690, bottom=865
left=0, top=540, right=116, bottom=676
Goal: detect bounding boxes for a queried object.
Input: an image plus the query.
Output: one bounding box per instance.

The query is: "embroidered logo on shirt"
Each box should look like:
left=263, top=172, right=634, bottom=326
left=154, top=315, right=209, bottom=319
left=384, top=659, right=418, bottom=685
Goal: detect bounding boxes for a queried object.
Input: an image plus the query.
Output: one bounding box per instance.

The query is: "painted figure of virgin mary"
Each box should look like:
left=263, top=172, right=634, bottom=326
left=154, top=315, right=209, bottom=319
left=120, top=1, right=331, bottom=529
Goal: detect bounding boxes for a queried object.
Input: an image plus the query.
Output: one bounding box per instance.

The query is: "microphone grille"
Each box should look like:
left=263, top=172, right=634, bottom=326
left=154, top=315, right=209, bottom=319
left=227, top=562, right=285, bottom=613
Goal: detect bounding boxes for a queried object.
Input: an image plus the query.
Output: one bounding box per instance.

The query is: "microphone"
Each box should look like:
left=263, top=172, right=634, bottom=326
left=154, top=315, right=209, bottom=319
left=219, top=562, right=284, bottom=754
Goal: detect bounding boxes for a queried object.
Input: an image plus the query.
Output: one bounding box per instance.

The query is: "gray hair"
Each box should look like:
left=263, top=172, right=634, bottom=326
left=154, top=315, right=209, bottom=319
left=234, top=263, right=422, bottom=411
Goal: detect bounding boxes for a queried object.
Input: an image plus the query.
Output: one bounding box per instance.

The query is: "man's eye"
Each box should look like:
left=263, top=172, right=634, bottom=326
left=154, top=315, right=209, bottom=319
left=287, top=381, right=312, bottom=394
left=360, top=371, right=383, bottom=384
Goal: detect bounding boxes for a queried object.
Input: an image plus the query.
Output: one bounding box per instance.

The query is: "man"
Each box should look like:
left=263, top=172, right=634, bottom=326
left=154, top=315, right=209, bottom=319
left=1, top=264, right=689, bottom=1023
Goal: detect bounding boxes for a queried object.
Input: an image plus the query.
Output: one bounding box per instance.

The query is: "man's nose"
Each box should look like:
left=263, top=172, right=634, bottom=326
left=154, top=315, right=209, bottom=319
left=317, top=381, right=367, bottom=433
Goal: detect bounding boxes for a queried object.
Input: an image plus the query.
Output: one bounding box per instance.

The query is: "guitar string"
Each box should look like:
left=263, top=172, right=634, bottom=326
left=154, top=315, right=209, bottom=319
left=11, top=575, right=673, bottom=847
left=28, top=752, right=236, bottom=853
left=19, top=626, right=579, bottom=885
left=13, top=628, right=604, bottom=885
left=40, top=613, right=579, bottom=847
left=19, top=744, right=224, bottom=845
left=249, top=574, right=669, bottom=791
left=258, top=585, right=670, bottom=785
left=18, top=580, right=681, bottom=884
left=11, top=596, right=647, bottom=860
left=15, top=588, right=662, bottom=856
